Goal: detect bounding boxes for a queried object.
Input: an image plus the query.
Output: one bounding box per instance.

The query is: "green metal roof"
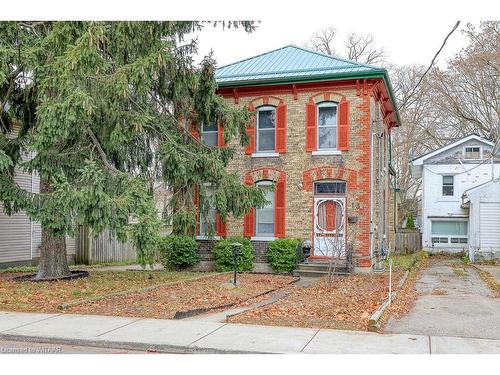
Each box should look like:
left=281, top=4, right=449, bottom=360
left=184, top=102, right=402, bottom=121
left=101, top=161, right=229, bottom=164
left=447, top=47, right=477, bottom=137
left=215, top=45, right=385, bottom=85
left=215, top=45, right=401, bottom=126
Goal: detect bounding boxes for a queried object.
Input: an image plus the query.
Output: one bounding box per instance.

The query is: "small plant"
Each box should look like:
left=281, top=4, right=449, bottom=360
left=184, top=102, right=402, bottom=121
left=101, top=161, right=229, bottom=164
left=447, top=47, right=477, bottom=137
left=267, top=238, right=301, bottom=273
left=158, top=235, right=200, bottom=270
left=462, top=253, right=470, bottom=265
left=406, top=214, right=415, bottom=229
left=213, top=236, right=253, bottom=272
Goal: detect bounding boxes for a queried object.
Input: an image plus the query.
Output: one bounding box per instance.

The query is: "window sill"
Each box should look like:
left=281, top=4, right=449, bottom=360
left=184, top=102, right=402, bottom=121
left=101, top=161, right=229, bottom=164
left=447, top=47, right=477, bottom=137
left=251, top=236, right=276, bottom=242
left=195, top=235, right=220, bottom=241
left=251, top=152, right=280, bottom=158
left=311, top=150, right=341, bottom=156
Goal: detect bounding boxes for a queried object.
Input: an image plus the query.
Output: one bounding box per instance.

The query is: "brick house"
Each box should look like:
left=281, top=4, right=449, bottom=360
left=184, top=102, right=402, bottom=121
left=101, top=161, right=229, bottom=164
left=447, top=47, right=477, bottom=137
left=196, top=45, right=400, bottom=273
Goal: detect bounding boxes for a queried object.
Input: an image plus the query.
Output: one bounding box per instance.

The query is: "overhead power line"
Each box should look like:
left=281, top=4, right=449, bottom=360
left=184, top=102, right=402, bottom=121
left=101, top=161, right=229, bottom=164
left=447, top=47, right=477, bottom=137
left=398, top=21, right=461, bottom=112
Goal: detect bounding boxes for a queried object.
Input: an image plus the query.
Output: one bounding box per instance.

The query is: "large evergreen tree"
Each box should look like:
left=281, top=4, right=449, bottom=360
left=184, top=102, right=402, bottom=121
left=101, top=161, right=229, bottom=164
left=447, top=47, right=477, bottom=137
left=0, top=21, right=266, bottom=279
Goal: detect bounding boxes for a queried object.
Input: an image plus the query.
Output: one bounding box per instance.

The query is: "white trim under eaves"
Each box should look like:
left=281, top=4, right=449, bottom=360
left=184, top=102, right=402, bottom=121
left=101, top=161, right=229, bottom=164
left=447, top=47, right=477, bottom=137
left=411, top=135, right=494, bottom=166
left=252, top=152, right=279, bottom=158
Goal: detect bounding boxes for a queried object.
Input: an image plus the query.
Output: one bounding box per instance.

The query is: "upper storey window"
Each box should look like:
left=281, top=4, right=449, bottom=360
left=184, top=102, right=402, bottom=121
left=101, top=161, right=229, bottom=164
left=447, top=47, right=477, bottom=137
left=201, top=121, right=218, bottom=147
left=256, top=106, right=276, bottom=152
left=464, top=146, right=481, bottom=160
left=317, top=102, right=338, bottom=150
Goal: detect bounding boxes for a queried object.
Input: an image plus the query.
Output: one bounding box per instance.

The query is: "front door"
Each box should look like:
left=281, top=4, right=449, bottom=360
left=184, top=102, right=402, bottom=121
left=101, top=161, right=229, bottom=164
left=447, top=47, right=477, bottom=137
left=313, top=197, right=346, bottom=257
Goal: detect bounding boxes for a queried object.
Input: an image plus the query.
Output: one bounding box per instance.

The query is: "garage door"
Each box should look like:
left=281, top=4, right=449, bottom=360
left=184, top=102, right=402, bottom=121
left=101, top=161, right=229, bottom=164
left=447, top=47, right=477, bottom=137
left=480, top=202, right=500, bottom=250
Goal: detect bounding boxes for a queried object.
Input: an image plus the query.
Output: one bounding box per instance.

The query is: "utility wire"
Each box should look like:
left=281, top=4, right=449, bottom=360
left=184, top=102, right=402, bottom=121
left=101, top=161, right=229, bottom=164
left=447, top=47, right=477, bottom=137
left=398, top=21, right=461, bottom=112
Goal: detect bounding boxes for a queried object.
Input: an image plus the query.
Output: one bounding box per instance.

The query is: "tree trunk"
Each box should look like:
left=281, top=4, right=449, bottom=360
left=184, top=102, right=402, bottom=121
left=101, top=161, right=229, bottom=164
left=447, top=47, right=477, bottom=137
left=36, top=179, right=70, bottom=279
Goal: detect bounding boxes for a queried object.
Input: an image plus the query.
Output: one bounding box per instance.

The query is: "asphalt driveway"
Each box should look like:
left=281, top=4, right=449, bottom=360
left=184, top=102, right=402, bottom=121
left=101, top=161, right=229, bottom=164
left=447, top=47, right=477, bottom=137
left=386, top=258, right=500, bottom=340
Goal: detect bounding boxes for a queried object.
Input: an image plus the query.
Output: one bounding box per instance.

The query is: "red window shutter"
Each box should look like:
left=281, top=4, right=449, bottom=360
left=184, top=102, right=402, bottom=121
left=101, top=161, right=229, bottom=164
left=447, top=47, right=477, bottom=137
left=217, top=123, right=225, bottom=147
left=244, top=121, right=256, bottom=154
left=244, top=106, right=256, bottom=154
left=189, top=121, right=200, bottom=140
left=216, top=213, right=227, bottom=237
left=243, top=174, right=255, bottom=237
left=274, top=178, right=286, bottom=238
left=305, top=101, right=317, bottom=152
left=243, top=208, right=255, bottom=237
left=275, top=102, right=287, bottom=153
left=338, top=100, right=350, bottom=150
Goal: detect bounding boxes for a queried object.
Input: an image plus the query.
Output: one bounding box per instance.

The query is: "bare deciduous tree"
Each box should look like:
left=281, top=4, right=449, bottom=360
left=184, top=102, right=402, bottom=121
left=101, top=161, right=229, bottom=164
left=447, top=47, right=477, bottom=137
left=430, top=22, right=500, bottom=141
left=304, top=28, right=386, bottom=65
left=304, top=27, right=336, bottom=55
left=344, top=33, right=387, bottom=65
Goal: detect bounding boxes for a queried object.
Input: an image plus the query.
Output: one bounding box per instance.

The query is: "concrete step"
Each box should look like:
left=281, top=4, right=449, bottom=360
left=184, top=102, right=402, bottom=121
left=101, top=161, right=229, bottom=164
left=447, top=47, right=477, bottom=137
left=293, top=269, right=350, bottom=278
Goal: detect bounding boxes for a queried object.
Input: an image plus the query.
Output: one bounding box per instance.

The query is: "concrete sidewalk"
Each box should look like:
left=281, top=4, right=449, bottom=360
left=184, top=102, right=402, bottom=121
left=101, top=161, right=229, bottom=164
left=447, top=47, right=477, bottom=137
left=1, top=311, right=499, bottom=354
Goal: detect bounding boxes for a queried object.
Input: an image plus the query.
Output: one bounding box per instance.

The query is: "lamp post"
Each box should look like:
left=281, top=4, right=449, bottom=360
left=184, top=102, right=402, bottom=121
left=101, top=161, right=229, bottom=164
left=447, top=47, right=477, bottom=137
left=231, top=242, right=243, bottom=286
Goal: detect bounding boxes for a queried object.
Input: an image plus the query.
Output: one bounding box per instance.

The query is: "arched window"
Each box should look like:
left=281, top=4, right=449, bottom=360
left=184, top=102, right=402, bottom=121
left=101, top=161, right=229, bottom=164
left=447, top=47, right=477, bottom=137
left=255, top=180, right=275, bottom=235
left=317, top=101, right=338, bottom=150
left=256, top=105, right=276, bottom=152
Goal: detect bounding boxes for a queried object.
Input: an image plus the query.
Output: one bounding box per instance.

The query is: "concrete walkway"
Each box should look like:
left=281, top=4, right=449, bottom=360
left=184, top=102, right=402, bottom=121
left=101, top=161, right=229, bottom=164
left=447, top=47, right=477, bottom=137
left=386, top=259, right=500, bottom=340
left=1, top=310, right=499, bottom=354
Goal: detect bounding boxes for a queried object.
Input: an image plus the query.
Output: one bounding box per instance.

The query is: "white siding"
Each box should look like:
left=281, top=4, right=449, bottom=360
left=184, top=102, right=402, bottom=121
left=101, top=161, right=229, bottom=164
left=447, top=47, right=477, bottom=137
left=0, top=132, right=41, bottom=263
left=0, top=206, right=32, bottom=263
left=420, top=163, right=500, bottom=251
left=479, top=203, right=500, bottom=250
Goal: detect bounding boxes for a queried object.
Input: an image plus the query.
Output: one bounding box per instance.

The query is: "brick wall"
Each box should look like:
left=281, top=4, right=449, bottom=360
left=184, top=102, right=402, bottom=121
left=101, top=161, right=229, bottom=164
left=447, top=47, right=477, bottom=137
left=206, top=80, right=394, bottom=271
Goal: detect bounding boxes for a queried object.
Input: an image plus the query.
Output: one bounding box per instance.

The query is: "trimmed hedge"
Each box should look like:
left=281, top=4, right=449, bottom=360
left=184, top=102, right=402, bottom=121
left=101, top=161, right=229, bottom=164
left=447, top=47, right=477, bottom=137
left=213, top=236, right=254, bottom=272
left=158, top=235, right=200, bottom=270
left=267, top=238, right=301, bottom=273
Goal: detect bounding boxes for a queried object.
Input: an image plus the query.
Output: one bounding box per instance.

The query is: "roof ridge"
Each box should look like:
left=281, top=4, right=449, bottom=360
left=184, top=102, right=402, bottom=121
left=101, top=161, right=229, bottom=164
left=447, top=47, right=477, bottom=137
left=288, top=44, right=384, bottom=71
left=216, top=45, right=293, bottom=71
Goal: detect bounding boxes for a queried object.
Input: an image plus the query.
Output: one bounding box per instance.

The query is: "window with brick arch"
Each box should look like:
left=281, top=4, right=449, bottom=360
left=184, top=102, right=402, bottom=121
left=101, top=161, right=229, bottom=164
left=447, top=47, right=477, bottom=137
left=317, top=101, right=338, bottom=150
left=256, top=105, right=276, bottom=152
left=255, top=180, right=275, bottom=235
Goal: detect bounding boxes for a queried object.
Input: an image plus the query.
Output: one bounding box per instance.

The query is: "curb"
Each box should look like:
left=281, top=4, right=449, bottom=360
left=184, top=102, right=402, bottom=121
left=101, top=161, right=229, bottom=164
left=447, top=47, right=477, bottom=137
left=0, top=333, right=267, bottom=354
left=368, top=270, right=409, bottom=332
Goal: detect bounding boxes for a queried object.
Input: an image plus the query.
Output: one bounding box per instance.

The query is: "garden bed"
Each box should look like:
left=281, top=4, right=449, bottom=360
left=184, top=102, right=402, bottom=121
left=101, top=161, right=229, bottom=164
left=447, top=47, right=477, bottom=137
left=228, top=272, right=404, bottom=331
left=66, top=273, right=296, bottom=319
left=0, top=270, right=202, bottom=312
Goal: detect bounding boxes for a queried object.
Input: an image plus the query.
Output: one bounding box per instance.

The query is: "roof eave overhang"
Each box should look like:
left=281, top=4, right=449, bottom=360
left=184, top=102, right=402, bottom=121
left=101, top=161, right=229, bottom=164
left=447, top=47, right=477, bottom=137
left=216, top=70, right=401, bottom=127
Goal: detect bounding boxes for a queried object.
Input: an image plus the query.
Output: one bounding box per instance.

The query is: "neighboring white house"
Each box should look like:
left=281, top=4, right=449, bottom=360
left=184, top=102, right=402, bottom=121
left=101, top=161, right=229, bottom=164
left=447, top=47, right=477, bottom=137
left=462, top=178, right=500, bottom=261
left=0, top=128, right=76, bottom=268
left=411, top=134, right=500, bottom=260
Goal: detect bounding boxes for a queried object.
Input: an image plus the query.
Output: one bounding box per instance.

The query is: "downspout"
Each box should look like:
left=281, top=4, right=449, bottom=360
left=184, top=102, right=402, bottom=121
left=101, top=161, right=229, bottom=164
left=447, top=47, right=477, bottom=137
left=370, top=122, right=375, bottom=261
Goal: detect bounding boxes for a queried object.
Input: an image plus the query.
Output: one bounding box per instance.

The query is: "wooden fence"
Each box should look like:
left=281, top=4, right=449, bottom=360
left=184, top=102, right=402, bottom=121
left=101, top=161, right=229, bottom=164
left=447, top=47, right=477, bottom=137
left=75, top=227, right=137, bottom=265
left=395, top=230, right=422, bottom=254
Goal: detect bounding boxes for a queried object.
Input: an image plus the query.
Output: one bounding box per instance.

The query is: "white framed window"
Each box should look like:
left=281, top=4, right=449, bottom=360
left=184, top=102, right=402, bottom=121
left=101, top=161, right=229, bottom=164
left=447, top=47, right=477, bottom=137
left=255, top=180, right=274, bottom=236
left=442, top=175, right=454, bottom=196
left=256, top=106, right=276, bottom=152
left=431, top=220, right=468, bottom=245
left=199, top=186, right=217, bottom=236
left=317, top=101, right=338, bottom=150
left=464, top=146, right=482, bottom=160
left=201, top=121, right=218, bottom=147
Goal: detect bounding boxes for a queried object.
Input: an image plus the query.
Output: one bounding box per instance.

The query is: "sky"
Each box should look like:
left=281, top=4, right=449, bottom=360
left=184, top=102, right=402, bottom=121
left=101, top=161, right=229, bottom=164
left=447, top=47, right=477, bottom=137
left=2, top=0, right=497, bottom=71
left=193, top=19, right=468, bottom=69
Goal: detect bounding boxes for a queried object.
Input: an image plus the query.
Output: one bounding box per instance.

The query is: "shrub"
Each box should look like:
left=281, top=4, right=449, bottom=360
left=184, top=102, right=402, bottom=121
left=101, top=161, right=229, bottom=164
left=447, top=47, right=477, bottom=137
left=267, top=238, right=301, bottom=273
left=406, top=214, right=415, bottom=229
left=213, top=236, right=254, bottom=272
left=158, top=235, right=200, bottom=270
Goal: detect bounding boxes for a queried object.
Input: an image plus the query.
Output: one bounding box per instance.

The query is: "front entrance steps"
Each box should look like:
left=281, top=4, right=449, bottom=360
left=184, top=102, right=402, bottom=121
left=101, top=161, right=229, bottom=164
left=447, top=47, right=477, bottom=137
left=293, top=261, right=350, bottom=278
